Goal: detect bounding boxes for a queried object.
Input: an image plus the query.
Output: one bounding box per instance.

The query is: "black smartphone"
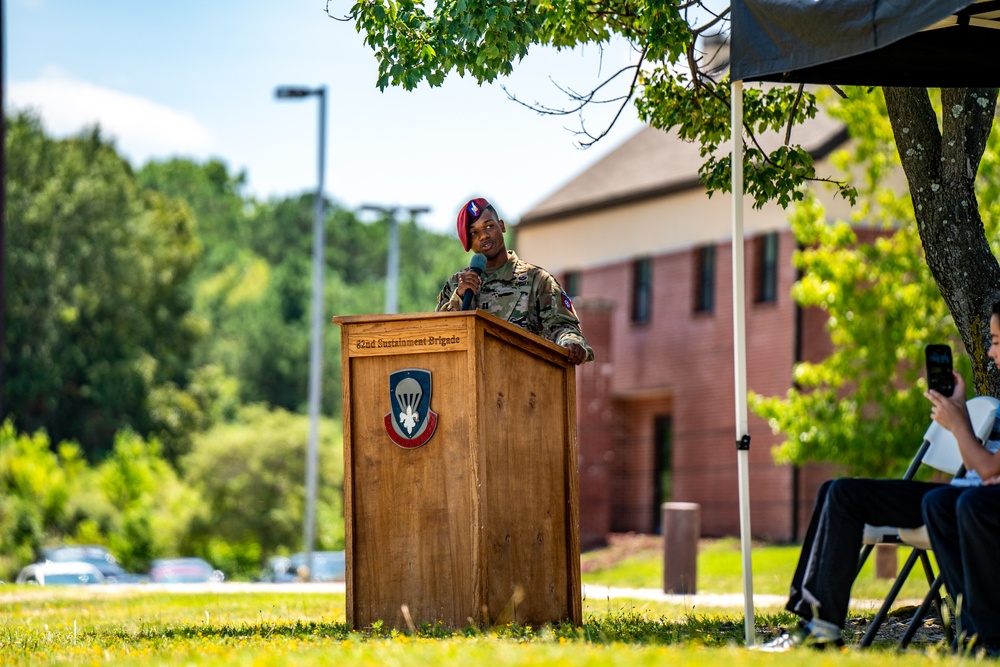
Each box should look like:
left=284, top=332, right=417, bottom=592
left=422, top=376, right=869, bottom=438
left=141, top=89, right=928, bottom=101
left=925, top=344, right=954, bottom=397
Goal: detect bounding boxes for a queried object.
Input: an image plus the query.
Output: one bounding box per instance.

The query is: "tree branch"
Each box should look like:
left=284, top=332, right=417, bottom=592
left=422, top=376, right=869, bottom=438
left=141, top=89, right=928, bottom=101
left=940, top=88, right=998, bottom=183
left=689, top=7, right=731, bottom=37
left=503, top=63, right=640, bottom=116
left=694, top=81, right=853, bottom=195
left=785, top=85, right=804, bottom=146
left=883, top=87, right=941, bottom=181
left=502, top=45, right=649, bottom=147
left=324, top=0, right=355, bottom=21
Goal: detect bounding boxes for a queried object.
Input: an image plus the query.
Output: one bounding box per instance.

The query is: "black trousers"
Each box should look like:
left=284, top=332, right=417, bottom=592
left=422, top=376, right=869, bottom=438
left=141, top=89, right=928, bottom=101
left=786, top=478, right=944, bottom=627
left=923, top=484, right=1000, bottom=650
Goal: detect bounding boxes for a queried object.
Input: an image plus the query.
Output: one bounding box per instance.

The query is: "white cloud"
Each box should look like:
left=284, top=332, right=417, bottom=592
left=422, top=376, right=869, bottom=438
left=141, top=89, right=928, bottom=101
left=7, top=67, right=216, bottom=164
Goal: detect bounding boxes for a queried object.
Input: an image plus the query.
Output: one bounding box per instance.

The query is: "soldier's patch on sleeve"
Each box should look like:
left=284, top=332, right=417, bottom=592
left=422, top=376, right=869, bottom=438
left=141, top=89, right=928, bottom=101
left=562, top=292, right=575, bottom=312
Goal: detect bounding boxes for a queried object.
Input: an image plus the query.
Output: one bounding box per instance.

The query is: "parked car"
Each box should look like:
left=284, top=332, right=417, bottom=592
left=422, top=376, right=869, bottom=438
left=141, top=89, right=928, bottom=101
left=16, top=561, right=106, bottom=586
left=41, top=545, right=145, bottom=584
left=261, top=555, right=296, bottom=583
left=262, top=551, right=345, bottom=583
left=148, top=558, right=224, bottom=584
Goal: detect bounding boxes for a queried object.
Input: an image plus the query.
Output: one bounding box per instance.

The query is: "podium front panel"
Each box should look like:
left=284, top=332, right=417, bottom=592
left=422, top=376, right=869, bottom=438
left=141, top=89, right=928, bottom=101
left=346, top=348, right=478, bottom=628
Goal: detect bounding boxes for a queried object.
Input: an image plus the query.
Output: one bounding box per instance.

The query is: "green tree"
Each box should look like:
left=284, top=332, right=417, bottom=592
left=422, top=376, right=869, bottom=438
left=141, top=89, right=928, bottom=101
left=0, top=421, right=75, bottom=575
left=4, top=113, right=205, bottom=458
left=751, top=88, right=1000, bottom=475
left=137, top=158, right=253, bottom=278
left=181, top=406, right=345, bottom=568
left=343, top=1, right=1000, bottom=394
left=94, top=430, right=203, bottom=572
left=0, top=420, right=203, bottom=578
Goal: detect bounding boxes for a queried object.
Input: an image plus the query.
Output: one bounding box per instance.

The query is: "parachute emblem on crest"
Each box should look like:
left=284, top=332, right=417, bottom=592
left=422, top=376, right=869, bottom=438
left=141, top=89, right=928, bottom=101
left=384, top=369, right=439, bottom=449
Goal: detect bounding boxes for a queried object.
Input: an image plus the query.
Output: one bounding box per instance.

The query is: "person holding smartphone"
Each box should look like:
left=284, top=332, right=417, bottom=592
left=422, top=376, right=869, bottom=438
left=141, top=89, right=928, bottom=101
left=756, top=302, right=1000, bottom=652
left=920, top=301, right=1000, bottom=655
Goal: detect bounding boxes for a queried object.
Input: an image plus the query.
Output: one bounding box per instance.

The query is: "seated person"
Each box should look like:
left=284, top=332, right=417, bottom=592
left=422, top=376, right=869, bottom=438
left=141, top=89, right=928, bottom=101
left=757, top=301, right=1000, bottom=652
left=921, top=302, right=1000, bottom=655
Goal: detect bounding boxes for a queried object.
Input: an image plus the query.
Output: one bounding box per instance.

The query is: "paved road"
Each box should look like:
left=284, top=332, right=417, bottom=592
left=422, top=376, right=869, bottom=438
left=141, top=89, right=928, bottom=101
left=2, top=580, right=919, bottom=615
left=0, top=581, right=839, bottom=610
left=581, top=584, right=788, bottom=607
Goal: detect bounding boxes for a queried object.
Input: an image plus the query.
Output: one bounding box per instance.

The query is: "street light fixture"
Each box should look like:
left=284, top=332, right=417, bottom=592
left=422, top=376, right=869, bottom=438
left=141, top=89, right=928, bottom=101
left=275, top=86, right=317, bottom=99
left=275, top=84, right=326, bottom=582
left=360, top=205, right=430, bottom=314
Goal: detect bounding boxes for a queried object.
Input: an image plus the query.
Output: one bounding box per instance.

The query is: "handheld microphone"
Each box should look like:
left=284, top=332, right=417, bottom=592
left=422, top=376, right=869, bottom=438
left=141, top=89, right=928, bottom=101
left=461, top=253, right=488, bottom=311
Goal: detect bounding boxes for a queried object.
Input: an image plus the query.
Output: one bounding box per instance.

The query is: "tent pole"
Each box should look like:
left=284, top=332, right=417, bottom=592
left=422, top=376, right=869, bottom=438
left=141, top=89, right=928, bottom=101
left=731, top=78, right=755, bottom=646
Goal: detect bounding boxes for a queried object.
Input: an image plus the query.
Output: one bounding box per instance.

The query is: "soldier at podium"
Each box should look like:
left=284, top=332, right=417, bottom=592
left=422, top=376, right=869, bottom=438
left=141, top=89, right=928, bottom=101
left=436, top=197, right=594, bottom=365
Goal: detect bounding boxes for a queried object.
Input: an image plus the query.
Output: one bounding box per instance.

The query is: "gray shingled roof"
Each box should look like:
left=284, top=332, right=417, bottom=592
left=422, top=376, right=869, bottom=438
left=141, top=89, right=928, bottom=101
left=519, top=114, right=848, bottom=225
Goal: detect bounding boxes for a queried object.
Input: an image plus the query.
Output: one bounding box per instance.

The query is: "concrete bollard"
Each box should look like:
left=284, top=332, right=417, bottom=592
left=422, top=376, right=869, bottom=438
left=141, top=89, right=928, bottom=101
left=662, top=502, right=700, bottom=594
left=874, top=543, right=898, bottom=579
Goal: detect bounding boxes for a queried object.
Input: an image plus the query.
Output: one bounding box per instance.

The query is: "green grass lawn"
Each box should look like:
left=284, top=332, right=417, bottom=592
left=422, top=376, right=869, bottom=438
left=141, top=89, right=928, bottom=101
left=0, top=541, right=960, bottom=666
left=0, top=588, right=963, bottom=667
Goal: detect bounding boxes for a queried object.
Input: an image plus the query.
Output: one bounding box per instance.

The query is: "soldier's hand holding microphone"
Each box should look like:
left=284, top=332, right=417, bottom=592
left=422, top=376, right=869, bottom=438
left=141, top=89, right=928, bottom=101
left=459, top=253, right=487, bottom=311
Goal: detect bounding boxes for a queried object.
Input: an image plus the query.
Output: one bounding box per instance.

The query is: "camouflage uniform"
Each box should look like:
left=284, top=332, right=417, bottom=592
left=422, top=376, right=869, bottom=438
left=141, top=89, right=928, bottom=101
left=436, top=250, right=594, bottom=361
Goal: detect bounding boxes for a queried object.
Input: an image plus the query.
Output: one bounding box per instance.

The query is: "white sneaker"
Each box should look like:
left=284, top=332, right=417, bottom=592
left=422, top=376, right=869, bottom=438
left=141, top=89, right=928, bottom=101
left=753, top=624, right=844, bottom=652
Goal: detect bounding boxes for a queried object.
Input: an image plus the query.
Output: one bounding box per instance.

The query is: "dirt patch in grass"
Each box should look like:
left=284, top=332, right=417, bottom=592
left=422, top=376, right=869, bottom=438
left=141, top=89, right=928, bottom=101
left=580, top=533, right=759, bottom=573
left=844, top=604, right=948, bottom=648
left=581, top=533, right=662, bottom=573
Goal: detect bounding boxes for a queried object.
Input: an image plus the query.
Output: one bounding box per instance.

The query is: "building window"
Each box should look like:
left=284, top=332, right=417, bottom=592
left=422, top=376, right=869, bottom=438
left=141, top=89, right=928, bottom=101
left=563, top=271, right=581, bottom=298
left=694, top=245, right=715, bottom=313
left=755, top=232, right=779, bottom=303
left=631, top=257, right=652, bottom=324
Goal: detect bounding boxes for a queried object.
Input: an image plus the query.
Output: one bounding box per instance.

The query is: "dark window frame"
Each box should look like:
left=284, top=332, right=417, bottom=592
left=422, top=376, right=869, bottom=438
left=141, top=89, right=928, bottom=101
left=563, top=271, right=581, bottom=299
left=631, top=257, right=653, bottom=324
left=755, top=232, right=779, bottom=304
left=694, top=245, right=716, bottom=314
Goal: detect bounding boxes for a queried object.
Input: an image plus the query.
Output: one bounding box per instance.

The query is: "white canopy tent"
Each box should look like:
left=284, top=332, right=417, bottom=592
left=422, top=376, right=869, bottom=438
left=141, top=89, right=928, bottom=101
left=728, top=0, right=1000, bottom=645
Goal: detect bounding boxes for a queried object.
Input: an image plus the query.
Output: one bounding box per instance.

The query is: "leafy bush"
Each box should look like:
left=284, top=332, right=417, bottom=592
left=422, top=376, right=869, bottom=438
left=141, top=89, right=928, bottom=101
left=182, top=406, right=345, bottom=566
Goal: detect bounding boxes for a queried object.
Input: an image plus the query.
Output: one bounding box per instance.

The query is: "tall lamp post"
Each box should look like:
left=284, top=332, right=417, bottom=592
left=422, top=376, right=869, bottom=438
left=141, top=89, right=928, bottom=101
left=275, top=85, right=326, bottom=582
left=360, top=205, right=430, bottom=314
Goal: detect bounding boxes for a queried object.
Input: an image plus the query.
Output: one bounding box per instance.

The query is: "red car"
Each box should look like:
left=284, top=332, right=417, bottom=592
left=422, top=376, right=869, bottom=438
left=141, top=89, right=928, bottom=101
left=148, top=558, right=224, bottom=584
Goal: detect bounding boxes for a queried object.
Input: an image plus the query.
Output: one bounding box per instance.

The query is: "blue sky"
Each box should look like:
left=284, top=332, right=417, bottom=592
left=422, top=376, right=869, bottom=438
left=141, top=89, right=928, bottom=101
left=6, top=0, right=644, bottom=234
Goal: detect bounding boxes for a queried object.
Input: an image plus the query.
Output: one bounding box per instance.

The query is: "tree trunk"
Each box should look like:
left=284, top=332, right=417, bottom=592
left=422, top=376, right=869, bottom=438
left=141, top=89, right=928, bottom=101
left=882, top=87, right=1000, bottom=398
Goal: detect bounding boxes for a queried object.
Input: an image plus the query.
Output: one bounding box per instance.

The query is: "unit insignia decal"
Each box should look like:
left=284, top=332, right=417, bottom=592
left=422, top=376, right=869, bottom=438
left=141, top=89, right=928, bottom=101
left=384, top=368, right=439, bottom=449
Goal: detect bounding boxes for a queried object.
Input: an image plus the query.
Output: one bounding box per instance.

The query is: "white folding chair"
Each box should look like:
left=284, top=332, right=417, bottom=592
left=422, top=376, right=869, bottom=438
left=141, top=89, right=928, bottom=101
left=858, top=395, right=1000, bottom=648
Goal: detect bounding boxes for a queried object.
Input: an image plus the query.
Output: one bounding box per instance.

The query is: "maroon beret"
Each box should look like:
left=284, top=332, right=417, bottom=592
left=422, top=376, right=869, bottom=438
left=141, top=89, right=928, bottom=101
left=456, top=197, right=490, bottom=252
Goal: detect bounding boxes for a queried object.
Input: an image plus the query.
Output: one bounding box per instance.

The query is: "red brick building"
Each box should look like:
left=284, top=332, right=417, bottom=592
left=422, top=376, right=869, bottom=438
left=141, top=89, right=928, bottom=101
left=515, top=118, right=859, bottom=547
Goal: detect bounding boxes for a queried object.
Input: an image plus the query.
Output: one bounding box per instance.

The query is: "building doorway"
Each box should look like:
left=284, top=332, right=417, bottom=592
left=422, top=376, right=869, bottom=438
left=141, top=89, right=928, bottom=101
left=652, top=414, right=673, bottom=534
left=611, top=392, right=673, bottom=534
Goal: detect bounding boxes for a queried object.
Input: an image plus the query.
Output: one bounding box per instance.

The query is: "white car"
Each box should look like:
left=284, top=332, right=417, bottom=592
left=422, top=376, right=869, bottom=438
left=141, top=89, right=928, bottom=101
left=16, top=561, right=106, bottom=586
left=42, top=545, right=144, bottom=583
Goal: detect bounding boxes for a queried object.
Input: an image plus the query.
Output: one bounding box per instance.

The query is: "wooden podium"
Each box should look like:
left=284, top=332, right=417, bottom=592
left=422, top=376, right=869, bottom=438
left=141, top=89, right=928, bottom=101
left=333, top=310, right=582, bottom=629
